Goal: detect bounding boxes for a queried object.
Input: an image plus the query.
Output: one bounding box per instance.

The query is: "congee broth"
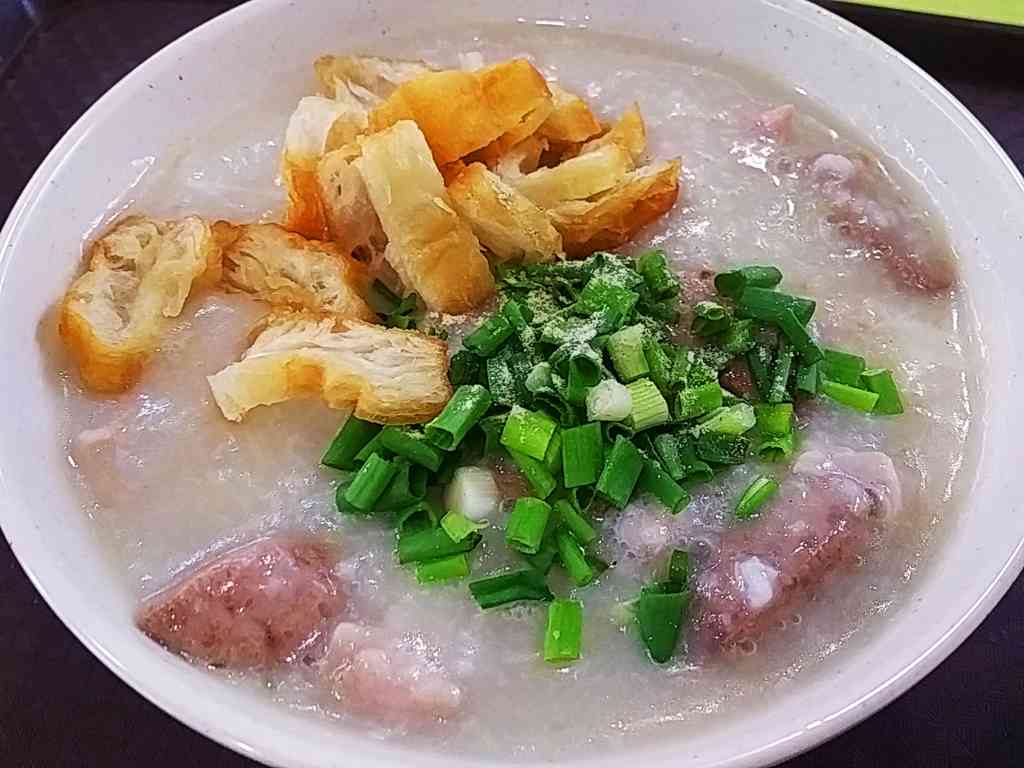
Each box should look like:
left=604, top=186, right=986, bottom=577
left=51, top=25, right=978, bottom=757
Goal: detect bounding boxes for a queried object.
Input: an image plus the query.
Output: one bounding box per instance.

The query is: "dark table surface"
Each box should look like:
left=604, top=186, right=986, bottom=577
left=1, top=1, right=1022, bottom=765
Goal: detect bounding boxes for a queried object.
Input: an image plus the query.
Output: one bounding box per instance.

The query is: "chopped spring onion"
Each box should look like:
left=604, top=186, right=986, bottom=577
left=586, top=379, right=632, bottom=422
left=343, top=453, right=399, bottom=512
left=554, top=499, right=598, bottom=546
left=556, top=531, right=596, bottom=587
left=636, top=249, right=678, bottom=300
left=626, top=378, right=671, bottom=431
left=544, top=598, right=584, bottom=664
left=692, top=403, right=756, bottom=437
left=756, top=431, right=796, bottom=462
left=695, top=432, right=750, bottom=465
left=754, top=403, right=794, bottom=437
left=607, top=324, right=650, bottom=382
left=670, top=346, right=691, bottom=386
left=776, top=308, right=824, bottom=364
left=379, top=427, right=444, bottom=472
left=737, top=287, right=816, bottom=325
left=595, top=436, right=644, bottom=508
left=522, top=533, right=559, bottom=574
left=448, top=350, right=482, bottom=386
left=479, top=414, right=508, bottom=456
left=636, top=585, right=688, bottom=663
left=715, top=318, right=757, bottom=357
left=501, top=297, right=531, bottom=330
left=445, top=466, right=500, bottom=522
left=675, top=381, right=723, bottom=421
left=667, top=549, right=689, bottom=588
left=861, top=368, right=905, bottom=415
left=747, top=343, right=775, bottom=399
left=566, top=346, right=603, bottom=406
left=415, top=553, right=471, bottom=584
left=375, top=460, right=428, bottom=511
left=509, top=449, right=558, bottom=499
left=643, top=339, right=673, bottom=395
left=392, top=499, right=442, bottom=531
left=576, top=275, right=640, bottom=320
left=691, top=301, right=731, bottom=336
left=469, top=569, right=554, bottom=609
left=440, top=511, right=488, bottom=542
left=820, top=379, right=880, bottom=413
left=506, top=497, right=553, bottom=555
left=677, top=438, right=715, bottom=482
left=544, top=430, right=563, bottom=476
left=767, top=339, right=796, bottom=404
left=561, top=422, right=604, bottom=488
left=500, top=406, right=557, bottom=461
left=425, top=385, right=493, bottom=450
left=463, top=314, right=514, bottom=357
left=638, top=459, right=691, bottom=514
left=353, top=430, right=390, bottom=467
left=822, top=348, right=867, bottom=386
left=486, top=350, right=531, bottom=407
left=525, top=362, right=553, bottom=394
left=736, top=476, right=780, bottom=519
left=321, top=417, right=382, bottom=472
left=713, top=265, right=783, bottom=299
left=397, top=524, right=481, bottom=565
left=652, top=433, right=685, bottom=481
left=796, top=362, right=820, bottom=395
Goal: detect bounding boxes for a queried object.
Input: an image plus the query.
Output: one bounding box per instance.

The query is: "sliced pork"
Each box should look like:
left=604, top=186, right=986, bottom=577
left=695, top=449, right=902, bottom=649
left=138, top=535, right=345, bottom=668
left=318, top=622, right=462, bottom=723
left=808, top=152, right=956, bottom=292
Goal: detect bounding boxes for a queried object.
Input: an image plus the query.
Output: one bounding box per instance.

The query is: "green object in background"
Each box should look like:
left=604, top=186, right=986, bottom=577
left=839, top=0, right=1024, bottom=26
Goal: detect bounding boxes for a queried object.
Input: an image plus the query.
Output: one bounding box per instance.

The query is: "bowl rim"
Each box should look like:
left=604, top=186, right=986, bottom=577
left=2, top=0, right=1023, bottom=766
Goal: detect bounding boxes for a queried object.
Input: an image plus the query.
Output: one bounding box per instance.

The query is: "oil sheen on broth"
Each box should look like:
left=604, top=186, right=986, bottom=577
left=51, top=25, right=979, bottom=758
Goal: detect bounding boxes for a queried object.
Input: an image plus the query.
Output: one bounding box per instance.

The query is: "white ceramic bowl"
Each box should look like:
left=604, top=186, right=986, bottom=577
left=2, top=1, right=1023, bottom=765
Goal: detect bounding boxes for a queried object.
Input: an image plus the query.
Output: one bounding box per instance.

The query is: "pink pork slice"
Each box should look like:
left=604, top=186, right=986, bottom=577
left=138, top=535, right=345, bottom=668
left=695, top=449, right=902, bottom=649
left=319, top=622, right=462, bottom=723
left=808, top=152, right=957, bottom=293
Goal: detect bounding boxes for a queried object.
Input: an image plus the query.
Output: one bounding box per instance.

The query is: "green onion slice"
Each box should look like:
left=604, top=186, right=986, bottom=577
left=468, top=569, right=554, bottom=609
left=322, top=417, right=381, bottom=471
left=861, top=368, right=905, bottom=415
left=506, top=497, right=553, bottom=555
left=500, top=406, right=558, bottom=461
left=736, top=475, right=780, bottom=519
left=416, top=553, right=471, bottom=584
left=425, top=385, right=493, bottom=451
left=544, top=598, right=584, bottom=664
left=595, top=436, right=644, bottom=508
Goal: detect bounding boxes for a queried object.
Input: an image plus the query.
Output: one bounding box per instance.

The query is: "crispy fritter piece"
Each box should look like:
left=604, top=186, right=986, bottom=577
left=207, top=311, right=451, bottom=424
left=493, top=135, right=548, bottom=180
left=510, top=144, right=634, bottom=209
left=536, top=84, right=603, bottom=144
left=314, top=55, right=432, bottom=100
left=356, top=121, right=495, bottom=313
left=580, top=103, right=646, bottom=162
left=282, top=96, right=369, bottom=239
left=368, top=59, right=551, bottom=165
left=469, top=99, right=555, bottom=168
left=447, top=163, right=563, bottom=264
left=550, top=159, right=682, bottom=257
left=216, top=222, right=376, bottom=321
left=315, top=150, right=387, bottom=267
left=59, top=215, right=223, bottom=392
